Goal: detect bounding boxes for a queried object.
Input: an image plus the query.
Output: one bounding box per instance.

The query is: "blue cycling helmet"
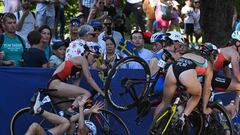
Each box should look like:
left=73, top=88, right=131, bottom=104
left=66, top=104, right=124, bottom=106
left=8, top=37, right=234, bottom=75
left=150, top=32, right=166, bottom=43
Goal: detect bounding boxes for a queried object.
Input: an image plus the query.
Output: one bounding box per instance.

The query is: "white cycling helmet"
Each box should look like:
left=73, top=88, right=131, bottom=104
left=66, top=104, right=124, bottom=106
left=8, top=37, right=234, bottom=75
left=85, top=120, right=97, bottom=135
left=231, top=30, right=240, bottom=41
left=166, top=31, right=184, bottom=44
left=150, top=32, right=166, bottom=43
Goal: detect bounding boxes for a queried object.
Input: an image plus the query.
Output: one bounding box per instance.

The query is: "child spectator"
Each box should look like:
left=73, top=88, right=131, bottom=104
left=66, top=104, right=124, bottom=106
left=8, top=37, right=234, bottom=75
left=23, top=30, right=48, bottom=68
left=49, top=40, right=67, bottom=68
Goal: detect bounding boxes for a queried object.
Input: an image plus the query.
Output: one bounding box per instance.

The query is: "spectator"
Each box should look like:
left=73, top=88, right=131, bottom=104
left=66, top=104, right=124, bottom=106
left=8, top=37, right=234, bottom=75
left=38, top=25, right=53, bottom=60
left=103, top=0, right=117, bottom=19
left=181, top=0, right=195, bottom=43
left=87, top=0, right=108, bottom=23
left=123, top=0, right=146, bottom=32
left=35, top=0, right=55, bottom=37
left=65, top=24, right=97, bottom=60
left=143, top=0, right=156, bottom=33
left=89, top=19, right=104, bottom=38
left=193, top=0, right=202, bottom=45
left=98, top=17, right=122, bottom=53
left=4, top=0, right=20, bottom=13
left=54, top=0, right=67, bottom=40
left=65, top=18, right=81, bottom=45
left=69, top=99, right=104, bottom=135
left=98, top=37, right=123, bottom=77
left=79, top=0, right=96, bottom=20
left=154, top=0, right=172, bottom=33
left=49, top=40, right=67, bottom=68
left=25, top=92, right=70, bottom=135
left=128, top=30, right=153, bottom=69
left=170, top=0, right=181, bottom=31
left=0, top=12, right=26, bottom=67
left=112, top=14, right=126, bottom=39
left=14, top=0, right=36, bottom=48
left=23, top=30, right=48, bottom=68
left=88, top=19, right=103, bottom=50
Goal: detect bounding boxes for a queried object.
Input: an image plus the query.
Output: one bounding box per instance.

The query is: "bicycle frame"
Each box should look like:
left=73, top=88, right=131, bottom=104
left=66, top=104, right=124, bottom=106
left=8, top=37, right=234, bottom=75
left=155, top=97, right=180, bottom=134
left=121, top=67, right=165, bottom=101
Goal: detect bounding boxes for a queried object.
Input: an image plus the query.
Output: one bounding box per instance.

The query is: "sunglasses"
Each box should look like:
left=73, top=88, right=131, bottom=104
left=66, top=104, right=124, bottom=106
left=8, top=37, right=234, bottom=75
left=94, top=27, right=103, bottom=31
left=70, top=22, right=80, bottom=27
left=99, top=2, right=104, bottom=4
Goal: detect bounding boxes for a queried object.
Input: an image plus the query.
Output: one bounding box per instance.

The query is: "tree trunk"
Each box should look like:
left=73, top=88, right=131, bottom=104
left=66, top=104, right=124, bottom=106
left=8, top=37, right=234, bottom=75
left=200, top=0, right=235, bottom=47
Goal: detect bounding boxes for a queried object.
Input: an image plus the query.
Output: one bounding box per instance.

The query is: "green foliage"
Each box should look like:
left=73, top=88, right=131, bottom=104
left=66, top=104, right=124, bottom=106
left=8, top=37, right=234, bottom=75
left=65, top=0, right=80, bottom=20
left=236, top=0, right=240, bottom=17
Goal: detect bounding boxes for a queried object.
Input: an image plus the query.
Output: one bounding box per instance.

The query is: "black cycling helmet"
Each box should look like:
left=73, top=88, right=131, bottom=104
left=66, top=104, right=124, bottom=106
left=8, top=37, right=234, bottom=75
left=200, top=42, right=218, bottom=59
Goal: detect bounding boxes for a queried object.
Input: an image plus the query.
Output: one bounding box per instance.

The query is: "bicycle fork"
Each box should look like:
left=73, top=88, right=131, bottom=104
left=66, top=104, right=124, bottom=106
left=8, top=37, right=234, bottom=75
left=156, top=97, right=180, bottom=134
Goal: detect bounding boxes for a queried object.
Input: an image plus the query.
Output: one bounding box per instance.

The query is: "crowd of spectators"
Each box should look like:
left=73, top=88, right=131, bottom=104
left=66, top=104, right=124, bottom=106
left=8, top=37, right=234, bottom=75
left=0, top=0, right=238, bottom=70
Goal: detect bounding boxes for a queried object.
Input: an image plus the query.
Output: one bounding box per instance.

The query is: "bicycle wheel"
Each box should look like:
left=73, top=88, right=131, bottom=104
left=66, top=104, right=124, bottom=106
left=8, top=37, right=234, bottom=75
left=204, top=102, right=234, bottom=135
left=104, top=56, right=151, bottom=111
left=147, top=107, right=175, bottom=135
left=88, top=109, right=130, bottom=135
left=188, top=109, right=204, bottom=135
left=10, top=107, right=53, bottom=135
left=10, top=99, right=74, bottom=135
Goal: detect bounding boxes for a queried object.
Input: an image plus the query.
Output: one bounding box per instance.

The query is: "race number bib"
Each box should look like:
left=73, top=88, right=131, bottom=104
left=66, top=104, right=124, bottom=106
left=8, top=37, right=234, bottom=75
left=157, top=59, right=166, bottom=68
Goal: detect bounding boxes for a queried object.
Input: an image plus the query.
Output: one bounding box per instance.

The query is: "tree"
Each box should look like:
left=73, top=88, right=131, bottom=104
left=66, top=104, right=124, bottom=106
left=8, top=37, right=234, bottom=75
left=200, top=0, right=235, bottom=47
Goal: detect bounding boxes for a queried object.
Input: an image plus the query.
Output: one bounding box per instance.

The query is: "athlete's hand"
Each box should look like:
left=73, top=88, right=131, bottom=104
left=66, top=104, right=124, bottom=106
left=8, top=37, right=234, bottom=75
left=89, top=101, right=104, bottom=113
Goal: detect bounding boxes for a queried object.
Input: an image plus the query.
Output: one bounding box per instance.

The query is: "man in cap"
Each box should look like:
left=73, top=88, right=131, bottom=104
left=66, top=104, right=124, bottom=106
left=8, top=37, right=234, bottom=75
left=98, top=17, right=122, bottom=53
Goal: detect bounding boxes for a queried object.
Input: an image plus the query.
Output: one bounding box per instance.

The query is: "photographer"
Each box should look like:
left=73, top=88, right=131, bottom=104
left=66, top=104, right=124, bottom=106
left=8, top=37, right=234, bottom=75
left=97, top=17, right=122, bottom=53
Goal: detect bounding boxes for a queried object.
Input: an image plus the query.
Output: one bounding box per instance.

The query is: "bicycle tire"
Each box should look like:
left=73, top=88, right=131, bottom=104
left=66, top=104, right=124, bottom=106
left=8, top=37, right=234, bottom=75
left=88, top=109, right=131, bottom=135
left=188, top=109, right=204, bottom=135
left=104, top=56, right=151, bottom=111
left=10, top=107, right=53, bottom=135
left=204, top=102, right=234, bottom=135
left=10, top=100, right=74, bottom=135
left=147, top=107, right=174, bottom=135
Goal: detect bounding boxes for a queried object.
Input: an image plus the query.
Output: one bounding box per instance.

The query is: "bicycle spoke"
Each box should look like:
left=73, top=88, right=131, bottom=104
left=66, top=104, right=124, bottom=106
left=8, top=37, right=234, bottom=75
left=89, top=109, right=130, bottom=135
